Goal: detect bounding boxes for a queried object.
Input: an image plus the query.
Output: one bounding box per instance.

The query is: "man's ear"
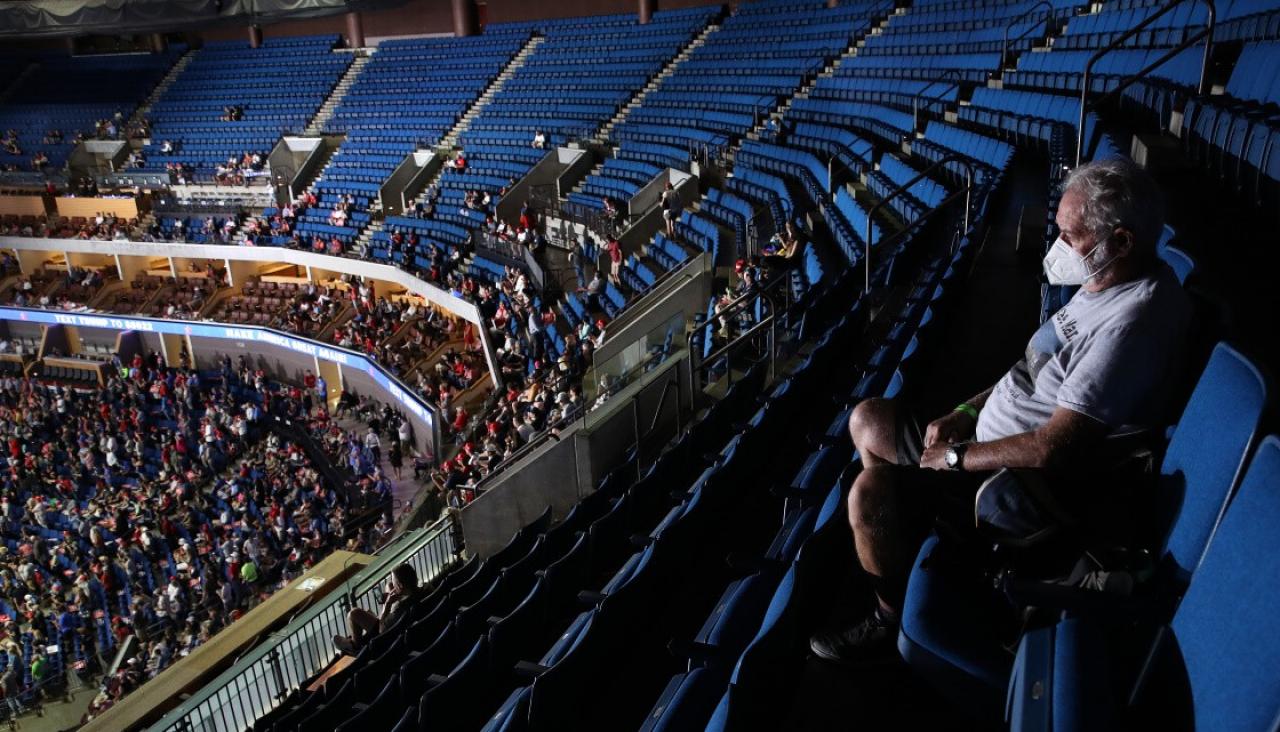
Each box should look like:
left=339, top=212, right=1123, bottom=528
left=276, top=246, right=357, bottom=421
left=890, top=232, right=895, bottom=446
left=1111, top=227, right=1135, bottom=256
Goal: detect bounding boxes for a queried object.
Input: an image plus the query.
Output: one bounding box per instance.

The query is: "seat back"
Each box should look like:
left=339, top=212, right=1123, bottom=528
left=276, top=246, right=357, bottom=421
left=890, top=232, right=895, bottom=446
left=1166, top=435, right=1280, bottom=732
left=1157, top=343, right=1268, bottom=581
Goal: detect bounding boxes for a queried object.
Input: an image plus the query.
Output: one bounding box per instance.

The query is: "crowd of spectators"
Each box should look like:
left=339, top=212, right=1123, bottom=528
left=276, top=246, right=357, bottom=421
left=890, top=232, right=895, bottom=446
left=4, top=265, right=112, bottom=312
left=0, top=352, right=390, bottom=722
left=0, top=217, right=47, bottom=238
left=428, top=262, right=595, bottom=506
left=137, top=214, right=242, bottom=244
left=33, top=212, right=139, bottom=242
left=328, top=290, right=461, bottom=381
left=213, top=152, right=266, bottom=187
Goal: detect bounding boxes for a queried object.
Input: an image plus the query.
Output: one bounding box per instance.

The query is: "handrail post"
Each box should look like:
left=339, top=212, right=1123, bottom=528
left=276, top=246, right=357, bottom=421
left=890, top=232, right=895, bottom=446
left=864, top=154, right=976, bottom=295
left=1002, top=1, right=1055, bottom=69
left=1075, top=0, right=1216, bottom=165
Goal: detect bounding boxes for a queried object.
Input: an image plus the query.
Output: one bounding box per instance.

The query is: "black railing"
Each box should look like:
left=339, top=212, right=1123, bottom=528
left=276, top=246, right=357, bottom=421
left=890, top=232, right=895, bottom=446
left=864, top=153, right=977, bottom=295
left=1001, top=1, right=1058, bottom=69
left=1074, top=0, right=1216, bottom=165
left=685, top=272, right=790, bottom=392
left=912, top=69, right=966, bottom=132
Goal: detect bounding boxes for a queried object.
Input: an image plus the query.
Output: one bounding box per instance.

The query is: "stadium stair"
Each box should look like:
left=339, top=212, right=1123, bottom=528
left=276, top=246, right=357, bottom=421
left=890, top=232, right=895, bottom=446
left=443, top=35, right=547, bottom=149
left=306, top=52, right=372, bottom=135
left=600, top=19, right=725, bottom=140
left=127, top=47, right=197, bottom=134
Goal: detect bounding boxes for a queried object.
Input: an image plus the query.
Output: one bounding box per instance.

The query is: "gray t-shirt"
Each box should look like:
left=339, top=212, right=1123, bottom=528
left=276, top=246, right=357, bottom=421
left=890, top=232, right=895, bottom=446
left=976, top=263, right=1190, bottom=443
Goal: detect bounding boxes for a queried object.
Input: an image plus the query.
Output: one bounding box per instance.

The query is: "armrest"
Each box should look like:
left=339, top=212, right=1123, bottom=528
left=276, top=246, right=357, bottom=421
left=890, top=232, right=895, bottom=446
left=1000, top=576, right=1149, bottom=616
left=577, top=590, right=606, bottom=606
left=723, top=552, right=782, bottom=575
left=667, top=638, right=718, bottom=664
left=513, top=660, right=550, bottom=678
left=426, top=673, right=447, bottom=687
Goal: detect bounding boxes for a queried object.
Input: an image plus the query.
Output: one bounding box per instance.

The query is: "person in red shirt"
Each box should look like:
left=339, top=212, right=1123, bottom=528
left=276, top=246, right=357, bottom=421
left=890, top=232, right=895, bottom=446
left=607, top=238, right=623, bottom=285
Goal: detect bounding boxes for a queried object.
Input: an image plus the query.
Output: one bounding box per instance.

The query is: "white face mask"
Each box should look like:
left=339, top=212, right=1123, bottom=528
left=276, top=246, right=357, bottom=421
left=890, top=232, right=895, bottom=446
left=1042, top=236, right=1117, bottom=286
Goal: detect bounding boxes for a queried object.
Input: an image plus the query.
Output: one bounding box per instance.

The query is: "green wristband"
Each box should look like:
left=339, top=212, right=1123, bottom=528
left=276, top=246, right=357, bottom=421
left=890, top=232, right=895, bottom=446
left=954, top=403, right=979, bottom=421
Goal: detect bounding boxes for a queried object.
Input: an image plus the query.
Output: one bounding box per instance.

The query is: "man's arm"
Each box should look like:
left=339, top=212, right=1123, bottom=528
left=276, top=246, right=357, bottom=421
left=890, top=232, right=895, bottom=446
left=923, top=386, right=995, bottom=449
left=922, top=406, right=1108, bottom=472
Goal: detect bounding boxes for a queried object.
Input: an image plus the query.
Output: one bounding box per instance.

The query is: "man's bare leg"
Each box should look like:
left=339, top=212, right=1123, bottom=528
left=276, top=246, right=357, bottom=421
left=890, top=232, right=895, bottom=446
left=848, top=397, right=903, bottom=467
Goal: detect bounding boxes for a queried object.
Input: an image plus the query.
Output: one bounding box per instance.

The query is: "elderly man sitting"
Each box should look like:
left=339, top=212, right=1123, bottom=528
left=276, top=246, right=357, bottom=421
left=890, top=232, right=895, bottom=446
left=810, top=159, right=1191, bottom=661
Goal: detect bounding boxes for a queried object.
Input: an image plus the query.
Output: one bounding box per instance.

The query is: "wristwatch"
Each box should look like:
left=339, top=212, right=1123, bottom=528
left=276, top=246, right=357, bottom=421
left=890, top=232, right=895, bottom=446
left=944, top=443, right=968, bottom=471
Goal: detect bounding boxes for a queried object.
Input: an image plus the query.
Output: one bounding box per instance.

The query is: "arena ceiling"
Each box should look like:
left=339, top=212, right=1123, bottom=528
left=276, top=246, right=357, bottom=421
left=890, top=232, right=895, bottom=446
left=0, top=0, right=406, bottom=38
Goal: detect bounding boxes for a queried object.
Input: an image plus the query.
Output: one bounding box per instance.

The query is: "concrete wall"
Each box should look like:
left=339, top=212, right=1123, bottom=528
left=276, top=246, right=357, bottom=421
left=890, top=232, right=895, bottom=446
left=494, top=148, right=558, bottom=225
left=382, top=151, right=440, bottom=216
left=459, top=353, right=689, bottom=557
left=459, top=431, right=582, bottom=557
left=269, top=136, right=329, bottom=203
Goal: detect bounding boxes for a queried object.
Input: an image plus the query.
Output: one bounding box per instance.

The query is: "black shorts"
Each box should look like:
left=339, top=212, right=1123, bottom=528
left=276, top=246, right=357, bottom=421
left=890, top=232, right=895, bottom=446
left=891, top=407, right=988, bottom=529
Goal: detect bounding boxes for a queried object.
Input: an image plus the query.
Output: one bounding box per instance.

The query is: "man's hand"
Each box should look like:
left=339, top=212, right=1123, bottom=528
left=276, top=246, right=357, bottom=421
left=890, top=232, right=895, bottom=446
left=919, top=444, right=950, bottom=471
left=923, top=410, right=976, bottom=449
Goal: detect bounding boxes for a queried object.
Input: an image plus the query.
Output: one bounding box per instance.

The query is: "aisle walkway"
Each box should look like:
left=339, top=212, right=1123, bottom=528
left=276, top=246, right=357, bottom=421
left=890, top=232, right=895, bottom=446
left=912, top=150, right=1049, bottom=415
left=333, top=416, right=437, bottom=525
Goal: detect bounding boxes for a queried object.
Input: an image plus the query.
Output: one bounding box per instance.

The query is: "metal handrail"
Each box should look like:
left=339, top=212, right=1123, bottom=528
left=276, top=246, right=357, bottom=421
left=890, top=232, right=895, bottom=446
left=1002, top=1, right=1057, bottom=69
left=912, top=69, right=966, bottom=131
left=685, top=272, right=788, bottom=390
left=864, top=153, right=976, bottom=295
left=745, top=200, right=775, bottom=257
left=1075, top=0, right=1216, bottom=165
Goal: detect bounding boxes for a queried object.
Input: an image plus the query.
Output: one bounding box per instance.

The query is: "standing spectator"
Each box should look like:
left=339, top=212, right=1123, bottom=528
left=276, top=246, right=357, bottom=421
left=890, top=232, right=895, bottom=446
left=2, top=664, right=22, bottom=717
left=388, top=440, right=404, bottom=480
left=363, top=427, right=382, bottom=465
left=606, top=238, right=623, bottom=286
left=661, top=182, right=680, bottom=238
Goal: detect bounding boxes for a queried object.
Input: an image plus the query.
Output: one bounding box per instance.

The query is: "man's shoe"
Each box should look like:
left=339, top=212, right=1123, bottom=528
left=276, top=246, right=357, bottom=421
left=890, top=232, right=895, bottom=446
left=809, top=608, right=900, bottom=664
left=333, top=634, right=357, bottom=656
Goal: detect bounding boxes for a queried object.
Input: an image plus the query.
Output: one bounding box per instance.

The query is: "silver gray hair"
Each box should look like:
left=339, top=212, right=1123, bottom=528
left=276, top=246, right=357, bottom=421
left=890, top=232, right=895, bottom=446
left=1062, top=158, right=1164, bottom=256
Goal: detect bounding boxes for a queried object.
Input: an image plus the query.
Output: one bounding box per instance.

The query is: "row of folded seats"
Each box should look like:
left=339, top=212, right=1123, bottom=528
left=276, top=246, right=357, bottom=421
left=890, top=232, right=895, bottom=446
left=312, top=34, right=531, bottom=229
left=567, top=156, right=666, bottom=210
left=0, top=51, right=180, bottom=172
left=39, top=361, right=103, bottom=384
left=141, top=36, right=347, bottom=176
left=252, top=356, right=778, bottom=732
left=1180, top=40, right=1280, bottom=211
left=640, top=215, right=977, bottom=732
left=469, top=9, right=716, bottom=149
left=610, top=0, right=888, bottom=155
left=1055, top=0, right=1280, bottom=50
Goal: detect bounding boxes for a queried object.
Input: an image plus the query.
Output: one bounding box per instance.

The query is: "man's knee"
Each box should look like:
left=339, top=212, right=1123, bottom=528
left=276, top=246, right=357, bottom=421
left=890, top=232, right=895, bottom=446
left=847, top=465, right=898, bottom=531
left=848, top=397, right=897, bottom=453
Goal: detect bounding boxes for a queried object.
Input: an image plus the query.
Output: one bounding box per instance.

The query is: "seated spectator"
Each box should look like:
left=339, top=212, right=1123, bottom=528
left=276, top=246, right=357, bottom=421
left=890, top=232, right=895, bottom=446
left=762, top=220, right=805, bottom=272
left=808, top=159, right=1192, bottom=661
left=332, top=562, right=423, bottom=653
left=532, top=130, right=546, bottom=149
